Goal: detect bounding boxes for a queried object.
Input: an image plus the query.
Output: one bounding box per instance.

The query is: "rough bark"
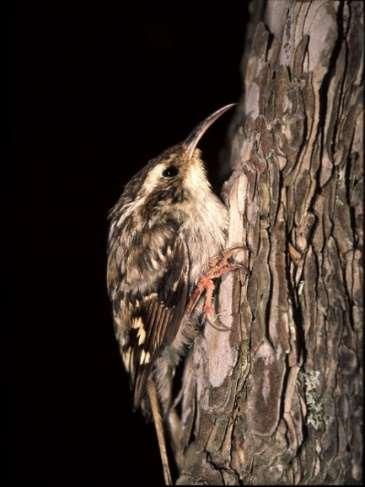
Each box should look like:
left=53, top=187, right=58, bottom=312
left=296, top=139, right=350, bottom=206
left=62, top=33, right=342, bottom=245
left=176, top=1, right=363, bottom=484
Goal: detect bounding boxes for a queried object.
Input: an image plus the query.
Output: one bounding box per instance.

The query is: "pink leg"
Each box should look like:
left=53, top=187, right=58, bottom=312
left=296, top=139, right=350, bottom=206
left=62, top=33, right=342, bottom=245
left=186, top=247, right=247, bottom=323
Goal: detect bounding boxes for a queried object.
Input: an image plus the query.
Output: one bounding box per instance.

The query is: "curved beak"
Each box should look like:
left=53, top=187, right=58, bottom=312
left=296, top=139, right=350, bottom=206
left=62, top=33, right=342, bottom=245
left=183, top=103, right=236, bottom=159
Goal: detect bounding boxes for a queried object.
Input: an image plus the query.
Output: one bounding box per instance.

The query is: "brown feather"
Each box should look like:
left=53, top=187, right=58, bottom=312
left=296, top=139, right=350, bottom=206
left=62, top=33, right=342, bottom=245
left=112, top=237, right=190, bottom=409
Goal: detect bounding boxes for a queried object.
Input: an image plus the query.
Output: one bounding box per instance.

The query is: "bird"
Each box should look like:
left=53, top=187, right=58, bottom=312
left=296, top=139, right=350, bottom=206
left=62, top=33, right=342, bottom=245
left=106, top=104, right=237, bottom=484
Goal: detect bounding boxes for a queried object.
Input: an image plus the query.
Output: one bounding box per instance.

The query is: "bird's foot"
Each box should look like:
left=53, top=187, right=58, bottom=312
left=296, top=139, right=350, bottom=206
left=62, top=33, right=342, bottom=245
left=186, top=247, right=247, bottom=327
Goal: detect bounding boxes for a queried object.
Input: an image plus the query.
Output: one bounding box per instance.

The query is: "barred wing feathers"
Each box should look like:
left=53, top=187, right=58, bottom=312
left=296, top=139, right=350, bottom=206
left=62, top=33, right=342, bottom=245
left=109, top=234, right=190, bottom=408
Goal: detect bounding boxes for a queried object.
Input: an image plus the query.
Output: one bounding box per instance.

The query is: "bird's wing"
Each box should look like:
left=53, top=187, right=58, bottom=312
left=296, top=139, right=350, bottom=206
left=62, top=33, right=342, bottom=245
left=121, top=236, right=190, bottom=408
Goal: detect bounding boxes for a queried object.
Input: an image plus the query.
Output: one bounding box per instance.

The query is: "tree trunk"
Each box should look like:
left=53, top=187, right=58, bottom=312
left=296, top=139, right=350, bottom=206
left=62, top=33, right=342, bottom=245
left=176, top=1, right=363, bottom=484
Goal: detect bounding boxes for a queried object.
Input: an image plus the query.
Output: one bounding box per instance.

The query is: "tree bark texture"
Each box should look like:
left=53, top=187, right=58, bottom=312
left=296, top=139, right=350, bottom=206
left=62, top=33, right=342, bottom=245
left=176, top=1, right=363, bottom=484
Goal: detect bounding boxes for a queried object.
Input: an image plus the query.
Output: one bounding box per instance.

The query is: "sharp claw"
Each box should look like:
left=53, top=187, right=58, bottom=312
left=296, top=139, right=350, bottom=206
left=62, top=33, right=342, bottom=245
left=229, top=263, right=248, bottom=272
left=226, top=245, right=245, bottom=252
left=186, top=247, right=248, bottom=327
left=205, top=313, right=231, bottom=332
left=223, top=246, right=246, bottom=258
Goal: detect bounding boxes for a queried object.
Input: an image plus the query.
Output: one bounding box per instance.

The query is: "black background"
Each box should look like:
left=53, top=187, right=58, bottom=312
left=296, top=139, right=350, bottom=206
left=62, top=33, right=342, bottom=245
left=10, top=3, right=249, bottom=485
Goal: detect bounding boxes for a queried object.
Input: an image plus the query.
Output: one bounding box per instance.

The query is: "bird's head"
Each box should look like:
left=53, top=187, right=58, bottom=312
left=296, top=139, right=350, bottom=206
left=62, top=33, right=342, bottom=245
left=140, top=103, right=236, bottom=200
left=111, top=104, right=236, bottom=221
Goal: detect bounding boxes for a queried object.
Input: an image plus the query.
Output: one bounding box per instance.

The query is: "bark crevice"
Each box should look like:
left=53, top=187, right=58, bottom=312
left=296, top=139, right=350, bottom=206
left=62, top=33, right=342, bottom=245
left=176, top=1, right=363, bottom=484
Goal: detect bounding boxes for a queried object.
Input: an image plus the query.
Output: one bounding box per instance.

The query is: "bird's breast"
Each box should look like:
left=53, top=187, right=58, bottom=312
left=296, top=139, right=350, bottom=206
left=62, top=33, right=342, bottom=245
left=181, top=194, right=228, bottom=285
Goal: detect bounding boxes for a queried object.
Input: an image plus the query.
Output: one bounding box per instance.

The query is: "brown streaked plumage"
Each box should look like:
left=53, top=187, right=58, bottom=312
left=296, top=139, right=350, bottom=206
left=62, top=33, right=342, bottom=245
left=106, top=104, right=235, bottom=483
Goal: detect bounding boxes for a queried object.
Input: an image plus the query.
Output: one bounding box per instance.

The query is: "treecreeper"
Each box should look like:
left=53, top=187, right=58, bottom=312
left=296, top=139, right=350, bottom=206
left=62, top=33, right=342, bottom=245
left=107, top=104, right=241, bottom=484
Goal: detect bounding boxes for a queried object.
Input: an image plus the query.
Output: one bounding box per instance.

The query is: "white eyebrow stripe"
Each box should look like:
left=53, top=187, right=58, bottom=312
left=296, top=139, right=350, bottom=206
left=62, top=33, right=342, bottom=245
left=141, top=163, right=166, bottom=194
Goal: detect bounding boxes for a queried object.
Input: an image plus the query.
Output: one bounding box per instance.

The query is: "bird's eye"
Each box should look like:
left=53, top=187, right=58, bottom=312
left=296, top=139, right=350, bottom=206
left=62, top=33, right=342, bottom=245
left=162, top=166, right=179, bottom=178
